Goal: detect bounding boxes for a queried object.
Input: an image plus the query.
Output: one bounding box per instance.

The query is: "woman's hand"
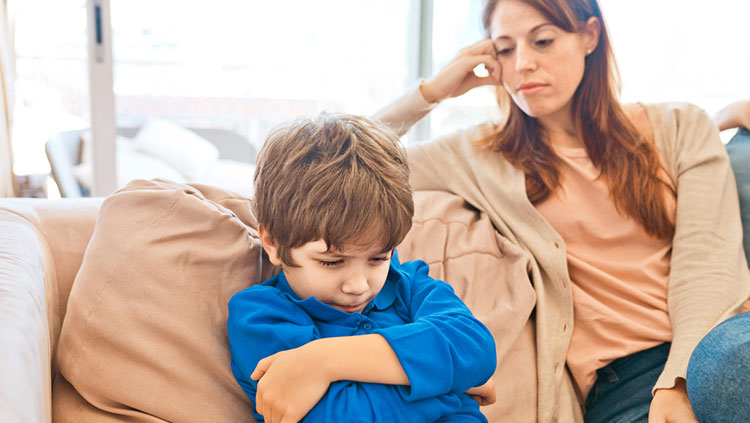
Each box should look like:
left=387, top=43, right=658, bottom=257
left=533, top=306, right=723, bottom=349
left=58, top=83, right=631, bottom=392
left=713, top=99, right=750, bottom=131
left=648, top=379, right=698, bottom=423
left=420, top=38, right=503, bottom=103
left=251, top=343, right=333, bottom=423
left=465, top=378, right=497, bottom=406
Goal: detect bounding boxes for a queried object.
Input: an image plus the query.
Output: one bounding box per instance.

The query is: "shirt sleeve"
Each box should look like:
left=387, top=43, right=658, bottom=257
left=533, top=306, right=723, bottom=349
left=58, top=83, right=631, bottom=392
left=651, top=102, right=750, bottom=391
left=373, top=83, right=438, bottom=138
left=227, top=285, right=487, bottom=423
left=375, top=257, right=497, bottom=401
left=227, top=285, right=319, bottom=418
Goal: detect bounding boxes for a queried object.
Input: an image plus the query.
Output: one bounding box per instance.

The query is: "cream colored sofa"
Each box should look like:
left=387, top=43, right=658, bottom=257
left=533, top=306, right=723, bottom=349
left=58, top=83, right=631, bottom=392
left=0, top=198, right=102, bottom=422
left=0, top=186, right=539, bottom=422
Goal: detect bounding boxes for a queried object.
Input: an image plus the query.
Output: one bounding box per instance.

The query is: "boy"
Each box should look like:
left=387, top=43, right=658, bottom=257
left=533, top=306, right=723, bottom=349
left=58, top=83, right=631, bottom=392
left=227, top=113, right=497, bottom=423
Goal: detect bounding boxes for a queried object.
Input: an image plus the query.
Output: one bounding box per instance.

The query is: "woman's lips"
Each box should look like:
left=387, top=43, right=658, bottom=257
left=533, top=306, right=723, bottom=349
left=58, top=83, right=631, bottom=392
left=518, top=83, right=548, bottom=95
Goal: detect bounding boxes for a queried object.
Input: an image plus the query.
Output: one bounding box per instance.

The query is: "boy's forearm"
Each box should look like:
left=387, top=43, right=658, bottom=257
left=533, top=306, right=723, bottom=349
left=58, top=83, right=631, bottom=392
left=310, top=334, right=410, bottom=386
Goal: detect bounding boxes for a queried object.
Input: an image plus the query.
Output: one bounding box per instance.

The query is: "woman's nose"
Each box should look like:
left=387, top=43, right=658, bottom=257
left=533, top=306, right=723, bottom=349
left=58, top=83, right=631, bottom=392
left=515, top=43, right=537, bottom=72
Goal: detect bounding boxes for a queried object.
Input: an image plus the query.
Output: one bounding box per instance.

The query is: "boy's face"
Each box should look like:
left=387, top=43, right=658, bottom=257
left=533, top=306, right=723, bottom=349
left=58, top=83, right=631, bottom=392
left=260, top=231, right=391, bottom=314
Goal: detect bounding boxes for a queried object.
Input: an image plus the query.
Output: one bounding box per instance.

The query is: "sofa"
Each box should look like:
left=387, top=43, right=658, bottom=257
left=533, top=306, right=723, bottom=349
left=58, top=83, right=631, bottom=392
left=0, top=179, right=539, bottom=422
left=46, top=119, right=257, bottom=198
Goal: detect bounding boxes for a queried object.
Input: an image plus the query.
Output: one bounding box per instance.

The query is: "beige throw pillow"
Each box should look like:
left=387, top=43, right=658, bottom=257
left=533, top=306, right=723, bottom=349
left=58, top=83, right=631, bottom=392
left=398, top=190, right=539, bottom=423
left=53, top=179, right=262, bottom=422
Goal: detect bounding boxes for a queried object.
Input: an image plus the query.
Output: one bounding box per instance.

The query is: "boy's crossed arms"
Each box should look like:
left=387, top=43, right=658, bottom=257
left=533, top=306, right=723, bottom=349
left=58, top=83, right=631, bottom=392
left=228, top=255, right=497, bottom=423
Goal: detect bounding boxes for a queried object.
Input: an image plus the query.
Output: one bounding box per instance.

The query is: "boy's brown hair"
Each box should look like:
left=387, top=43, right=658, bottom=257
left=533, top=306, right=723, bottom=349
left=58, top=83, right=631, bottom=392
left=253, top=112, right=414, bottom=267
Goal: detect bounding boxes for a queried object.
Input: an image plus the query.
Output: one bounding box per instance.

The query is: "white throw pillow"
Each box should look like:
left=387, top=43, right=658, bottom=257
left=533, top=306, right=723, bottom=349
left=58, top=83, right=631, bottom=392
left=73, top=138, right=187, bottom=191
left=131, top=118, right=220, bottom=180
left=191, top=159, right=255, bottom=197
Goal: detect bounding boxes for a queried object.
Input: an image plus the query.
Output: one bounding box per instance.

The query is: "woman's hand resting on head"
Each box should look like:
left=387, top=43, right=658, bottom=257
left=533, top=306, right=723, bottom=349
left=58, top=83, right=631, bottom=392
left=420, top=38, right=503, bottom=104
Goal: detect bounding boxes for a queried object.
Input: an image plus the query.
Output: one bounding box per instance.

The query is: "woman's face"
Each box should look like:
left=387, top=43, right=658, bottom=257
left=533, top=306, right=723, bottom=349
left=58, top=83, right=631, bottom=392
left=489, top=0, right=598, bottom=122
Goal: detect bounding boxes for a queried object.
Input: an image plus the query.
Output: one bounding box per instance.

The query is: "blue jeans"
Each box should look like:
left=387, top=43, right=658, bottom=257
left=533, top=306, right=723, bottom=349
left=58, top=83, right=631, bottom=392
left=686, top=312, right=750, bottom=423
left=725, top=127, right=750, bottom=266
left=584, top=314, right=750, bottom=423
left=584, top=343, right=669, bottom=423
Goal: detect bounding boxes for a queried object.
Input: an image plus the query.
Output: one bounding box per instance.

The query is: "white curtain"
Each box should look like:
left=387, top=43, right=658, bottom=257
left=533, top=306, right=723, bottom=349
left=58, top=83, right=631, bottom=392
left=0, top=0, right=15, bottom=197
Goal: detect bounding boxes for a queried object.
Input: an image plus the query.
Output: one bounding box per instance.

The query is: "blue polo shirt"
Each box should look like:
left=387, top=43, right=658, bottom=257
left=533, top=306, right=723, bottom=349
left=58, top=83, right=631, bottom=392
left=227, top=251, right=496, bottom=422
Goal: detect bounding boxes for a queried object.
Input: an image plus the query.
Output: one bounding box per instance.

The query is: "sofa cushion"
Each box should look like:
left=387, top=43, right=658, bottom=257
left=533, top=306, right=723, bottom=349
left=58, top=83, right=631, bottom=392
left=192, top=159, right=256, bottom=197
left=73, top=137, right=188, bottom=192
left=131, top=118, right=220, bottom=180
left=53, top=179, right=263, bottom=422
left=397, top=190, right=538, bottom=423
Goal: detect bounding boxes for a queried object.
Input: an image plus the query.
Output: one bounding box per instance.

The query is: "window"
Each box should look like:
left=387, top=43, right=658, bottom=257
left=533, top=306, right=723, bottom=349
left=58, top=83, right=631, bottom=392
left=601, top=0, right=750, bottom=120
left=12, top=0, right=750, bottom=196
left=429, top=0, right=499, bottom=139
left=109, top=0, right=414, bottom=152
left=13, top=0, right=88, bottom=177
left=13, top=0, right=416, bottom=195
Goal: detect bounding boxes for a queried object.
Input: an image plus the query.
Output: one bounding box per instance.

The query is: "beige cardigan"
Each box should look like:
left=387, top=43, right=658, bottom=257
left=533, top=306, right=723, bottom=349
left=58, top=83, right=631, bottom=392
left=376, top=88, right=750, bottom=422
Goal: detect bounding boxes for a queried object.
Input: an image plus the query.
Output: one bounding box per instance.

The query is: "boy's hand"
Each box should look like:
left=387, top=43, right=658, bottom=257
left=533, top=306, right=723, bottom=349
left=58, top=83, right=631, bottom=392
left=465, top=378, right=496, bottom=406
left=251, top=343, right=333, bottom=423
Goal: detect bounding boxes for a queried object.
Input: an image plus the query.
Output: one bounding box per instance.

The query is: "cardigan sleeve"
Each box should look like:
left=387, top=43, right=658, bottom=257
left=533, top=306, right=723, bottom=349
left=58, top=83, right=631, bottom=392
left=373, top=84, right=438, bottom=137
left=373, top=86, right=500, bottom=195
left=373, top=85, right=453, bottom=192
left=652, top=102, right=750, bottom=392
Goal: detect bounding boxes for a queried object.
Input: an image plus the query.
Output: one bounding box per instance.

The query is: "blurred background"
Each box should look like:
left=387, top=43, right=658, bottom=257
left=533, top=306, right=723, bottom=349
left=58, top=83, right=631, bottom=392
left=4, top=0, right=750, bottom=198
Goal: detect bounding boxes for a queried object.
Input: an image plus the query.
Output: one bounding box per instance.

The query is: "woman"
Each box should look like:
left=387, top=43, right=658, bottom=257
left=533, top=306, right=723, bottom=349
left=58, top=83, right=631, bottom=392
left=375, top=0, right=750, bottom=422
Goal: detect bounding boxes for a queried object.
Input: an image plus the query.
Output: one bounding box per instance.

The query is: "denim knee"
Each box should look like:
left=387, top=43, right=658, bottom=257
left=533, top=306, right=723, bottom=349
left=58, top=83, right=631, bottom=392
left=686, top=313, right=750, bottom=423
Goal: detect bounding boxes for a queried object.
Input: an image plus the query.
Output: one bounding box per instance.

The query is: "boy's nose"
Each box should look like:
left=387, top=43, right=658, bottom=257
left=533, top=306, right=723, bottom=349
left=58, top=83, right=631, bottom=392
left=342, top=273, right=369, bottom=295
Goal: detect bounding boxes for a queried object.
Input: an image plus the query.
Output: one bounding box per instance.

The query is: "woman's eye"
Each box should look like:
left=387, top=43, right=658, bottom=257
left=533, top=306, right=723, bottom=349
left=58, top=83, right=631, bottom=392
left=536, top=39, right=554, bottom=47
left=320, top=260, right=342, bottom=267
left=496, top=47, right=513, bottom=56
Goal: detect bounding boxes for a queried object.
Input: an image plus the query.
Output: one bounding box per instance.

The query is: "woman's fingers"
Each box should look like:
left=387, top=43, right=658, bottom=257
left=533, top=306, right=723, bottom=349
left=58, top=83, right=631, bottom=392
left=463, top=54, right=502, bottom=81
left=430, top=38, right=503, bottom=101
left=448, top=39, right=500, bottom=75
left=458, top=37, right=498, bottom=57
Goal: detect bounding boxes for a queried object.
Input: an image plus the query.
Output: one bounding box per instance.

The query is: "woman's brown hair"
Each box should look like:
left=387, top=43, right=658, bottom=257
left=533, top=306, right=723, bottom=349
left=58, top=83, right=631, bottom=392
left=479, top=0, right=675, bottom=240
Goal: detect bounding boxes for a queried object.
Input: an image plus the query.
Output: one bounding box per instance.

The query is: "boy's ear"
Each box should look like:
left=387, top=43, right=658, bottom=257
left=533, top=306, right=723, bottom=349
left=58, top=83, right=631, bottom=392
left=257, top=225, right=283, bottom=266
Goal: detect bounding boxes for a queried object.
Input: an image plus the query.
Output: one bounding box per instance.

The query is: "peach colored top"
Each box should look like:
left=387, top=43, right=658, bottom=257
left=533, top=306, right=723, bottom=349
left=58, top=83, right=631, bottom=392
left=535, top=145, right=674, bottom=400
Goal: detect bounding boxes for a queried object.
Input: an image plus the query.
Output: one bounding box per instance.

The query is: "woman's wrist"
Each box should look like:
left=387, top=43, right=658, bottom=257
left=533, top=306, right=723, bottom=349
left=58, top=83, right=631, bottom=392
left=419, top=79, right=442, bottom=104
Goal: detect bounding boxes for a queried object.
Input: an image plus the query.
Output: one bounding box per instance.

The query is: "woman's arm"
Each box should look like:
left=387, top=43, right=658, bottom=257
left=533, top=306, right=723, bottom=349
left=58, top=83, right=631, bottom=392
left=713, top=100, right=750, bottom=131
left=652, top=103, right=750, bottom=391
left=373, top=38, right=502, bottom=137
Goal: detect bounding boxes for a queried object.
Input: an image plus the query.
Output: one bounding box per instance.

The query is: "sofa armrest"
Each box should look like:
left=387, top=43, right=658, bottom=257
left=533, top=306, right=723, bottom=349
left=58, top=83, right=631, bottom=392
left=0, top=211, right=57, bottom=423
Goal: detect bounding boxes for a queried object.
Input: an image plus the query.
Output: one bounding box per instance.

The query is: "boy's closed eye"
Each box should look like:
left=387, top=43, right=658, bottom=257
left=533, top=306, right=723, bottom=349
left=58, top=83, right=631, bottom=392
left=318, top=256, right=391, bottom=268
left=319, top=260, right=344, bottom=268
